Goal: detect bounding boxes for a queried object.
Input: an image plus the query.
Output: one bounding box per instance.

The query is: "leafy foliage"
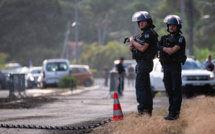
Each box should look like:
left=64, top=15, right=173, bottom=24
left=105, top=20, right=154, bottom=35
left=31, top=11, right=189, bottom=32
left=0, top=0, right=73, bottom=66
left=58, top=75, right=77, bottom=88
left=195, top=0, right=215, bottom=50
left=0, top=52, right=8, bottom=69
left=79, top=41, right=131, bottom=70
left=0, top=0, right=214, bottom=68
left=194, top=46, right=213, bottom=62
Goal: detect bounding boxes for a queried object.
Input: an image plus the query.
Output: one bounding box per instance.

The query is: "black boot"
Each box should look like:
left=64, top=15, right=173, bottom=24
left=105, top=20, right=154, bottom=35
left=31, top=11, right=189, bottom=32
left=137, top=109, right=152, bottom=117
left=164, top=113, right=179, bottom=120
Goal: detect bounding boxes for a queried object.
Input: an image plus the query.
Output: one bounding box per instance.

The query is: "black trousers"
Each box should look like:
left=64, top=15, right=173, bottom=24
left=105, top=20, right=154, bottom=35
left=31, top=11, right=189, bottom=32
left=135, top=60, right=153, bottom=114
left=163, top=62, right=182, bottom=115
left=118, top=73, right=124, bottom=95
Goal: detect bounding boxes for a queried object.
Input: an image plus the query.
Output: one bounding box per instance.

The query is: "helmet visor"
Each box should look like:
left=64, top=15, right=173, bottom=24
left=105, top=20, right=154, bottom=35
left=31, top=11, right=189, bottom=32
left=163, top=15, right=182, bottom=25
left=132, top=11, right=151, bottom=22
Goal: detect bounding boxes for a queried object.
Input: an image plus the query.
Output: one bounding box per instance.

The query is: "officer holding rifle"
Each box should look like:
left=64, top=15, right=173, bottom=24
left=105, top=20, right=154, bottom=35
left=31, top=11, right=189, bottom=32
left=128, top=11, right=158, bottom=116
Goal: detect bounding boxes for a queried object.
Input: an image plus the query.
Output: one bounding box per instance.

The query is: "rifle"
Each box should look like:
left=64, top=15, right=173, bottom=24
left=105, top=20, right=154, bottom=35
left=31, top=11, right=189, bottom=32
left=124, top=37, right=130, bottom=44
left=123, top=36, right=145, bottom=59
left=123, top=36, right=144, bottom=45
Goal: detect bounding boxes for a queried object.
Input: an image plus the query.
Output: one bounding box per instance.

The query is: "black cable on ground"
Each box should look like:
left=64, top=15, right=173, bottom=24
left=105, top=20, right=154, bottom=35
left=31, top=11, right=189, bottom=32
left=0, top=118, right=113, bottom=130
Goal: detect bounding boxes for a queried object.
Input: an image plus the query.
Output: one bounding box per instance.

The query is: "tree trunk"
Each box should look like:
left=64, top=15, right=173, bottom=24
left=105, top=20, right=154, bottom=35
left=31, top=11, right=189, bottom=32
left=101, top=13, right=109, bottom=46
left=98, top=28, right=102, bottom=45
left=96, top=13, right=110, bottom=46
left=187, top=0, right=193, bottom=56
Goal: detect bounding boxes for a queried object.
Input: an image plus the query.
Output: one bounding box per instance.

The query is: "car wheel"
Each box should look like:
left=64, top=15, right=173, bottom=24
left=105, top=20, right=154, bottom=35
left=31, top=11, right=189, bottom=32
left=33, top=83, right=38, bottom=89
left=27, top=81, right=31, bottom=89
left=84, top=80, right=92, bottom=87
left=40, top=82, right=46, bottom=89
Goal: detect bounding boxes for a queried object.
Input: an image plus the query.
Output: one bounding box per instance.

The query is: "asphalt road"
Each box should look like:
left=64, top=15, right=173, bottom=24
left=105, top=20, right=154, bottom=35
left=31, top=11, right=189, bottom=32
left=0, top=78, right=172, bottom=134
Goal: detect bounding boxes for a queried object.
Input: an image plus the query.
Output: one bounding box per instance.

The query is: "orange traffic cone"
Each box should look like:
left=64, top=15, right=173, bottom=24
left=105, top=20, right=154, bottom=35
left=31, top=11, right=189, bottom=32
left=113, top=92, right=123, bottom=121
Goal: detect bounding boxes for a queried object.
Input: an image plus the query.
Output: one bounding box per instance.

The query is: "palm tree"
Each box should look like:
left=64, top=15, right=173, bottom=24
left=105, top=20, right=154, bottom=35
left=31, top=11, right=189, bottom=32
left=198, top=1, right=215, bottom=38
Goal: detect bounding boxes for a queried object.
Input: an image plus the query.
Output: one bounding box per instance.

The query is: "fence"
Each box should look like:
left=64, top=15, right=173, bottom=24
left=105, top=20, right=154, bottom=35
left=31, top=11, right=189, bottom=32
left=8, top=73, right=26, bottom=98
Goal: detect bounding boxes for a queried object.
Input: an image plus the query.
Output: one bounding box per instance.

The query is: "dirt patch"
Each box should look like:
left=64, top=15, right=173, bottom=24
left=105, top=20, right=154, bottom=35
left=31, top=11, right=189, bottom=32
left=0, top=96, right=58, bottom=109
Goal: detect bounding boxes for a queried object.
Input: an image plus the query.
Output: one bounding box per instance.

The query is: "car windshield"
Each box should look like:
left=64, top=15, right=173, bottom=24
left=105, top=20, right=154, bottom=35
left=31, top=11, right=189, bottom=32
left=31, top=69, right=41, bottom=74
left=46, top=62, right=68, bottom=72
left=182, top=60, right=203, bottom=70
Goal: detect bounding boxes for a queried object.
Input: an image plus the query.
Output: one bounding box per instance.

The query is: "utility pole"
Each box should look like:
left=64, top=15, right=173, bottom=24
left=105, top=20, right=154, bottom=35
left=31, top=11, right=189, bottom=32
left=75, top=0, right=79, bottom=64
left=61, top=21, right=70, bottom=59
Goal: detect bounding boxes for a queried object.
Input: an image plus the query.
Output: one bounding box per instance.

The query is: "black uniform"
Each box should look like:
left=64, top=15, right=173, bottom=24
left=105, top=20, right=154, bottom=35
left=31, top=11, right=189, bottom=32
left=134, top=27, right=158, bottom=115
left=158, top=33, right=186, bottom=117
left=116, top=63, right=125, bottom=95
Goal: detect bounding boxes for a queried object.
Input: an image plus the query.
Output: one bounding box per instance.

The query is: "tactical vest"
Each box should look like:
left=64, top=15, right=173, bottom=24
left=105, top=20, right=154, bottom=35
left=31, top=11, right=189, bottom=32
left=159, top=34, right=186, bottom=64
left=133, top=29, right=158, bottom=62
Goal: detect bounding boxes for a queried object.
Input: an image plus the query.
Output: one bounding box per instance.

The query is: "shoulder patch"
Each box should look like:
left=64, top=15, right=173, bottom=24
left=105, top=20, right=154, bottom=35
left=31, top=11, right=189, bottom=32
left=178, top=37, right=183, bottom=43
left=144, top=34, right=149, bottom=38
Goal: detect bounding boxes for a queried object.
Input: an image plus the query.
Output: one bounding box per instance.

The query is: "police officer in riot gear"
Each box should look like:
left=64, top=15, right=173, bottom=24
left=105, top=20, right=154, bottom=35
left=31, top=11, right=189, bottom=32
left=129, top=11, right=158, bottom=116
left=157, top=15, right=187, bottom=120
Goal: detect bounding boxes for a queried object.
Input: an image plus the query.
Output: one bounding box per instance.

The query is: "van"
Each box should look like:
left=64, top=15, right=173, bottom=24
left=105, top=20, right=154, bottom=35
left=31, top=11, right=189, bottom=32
left=38, top=59, right=70, bottom=88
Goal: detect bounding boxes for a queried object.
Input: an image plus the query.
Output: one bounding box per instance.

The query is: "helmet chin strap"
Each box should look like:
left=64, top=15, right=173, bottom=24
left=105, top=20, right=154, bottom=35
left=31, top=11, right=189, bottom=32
left=170, top=31, right=177, bottom=34
left=141, top=27, right=147, bottom=31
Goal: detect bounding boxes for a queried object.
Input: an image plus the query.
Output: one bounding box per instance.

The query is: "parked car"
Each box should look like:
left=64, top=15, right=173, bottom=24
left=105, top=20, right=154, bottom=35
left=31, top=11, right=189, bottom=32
left=70, top=65, right=94, bottom=87
left=26, top=66, right=42, bottom=88
left=38, top=59, right=70, bottom=88
left=0, top=71, right=8, bottom=89
left=150, top=57, right=215, bottom=97
left=5, top=63, right=22, bottom=70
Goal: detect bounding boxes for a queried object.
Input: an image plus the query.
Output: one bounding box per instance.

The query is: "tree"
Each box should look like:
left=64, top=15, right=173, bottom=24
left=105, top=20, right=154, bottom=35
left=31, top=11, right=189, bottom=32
left=195, top=0, right=215, bottom=50
left=0, top=0, right=74, bottom=66
left=152, top=0, right=202, bottom=56
left=0, top=53, right=8, bottom=69
left=1, top=0, right=215, bottom=66
left=79, top=41, right=131, bottom=71
left=187, top=0, right=194, bottom=56
left=79, top=0, right=115, bottom=46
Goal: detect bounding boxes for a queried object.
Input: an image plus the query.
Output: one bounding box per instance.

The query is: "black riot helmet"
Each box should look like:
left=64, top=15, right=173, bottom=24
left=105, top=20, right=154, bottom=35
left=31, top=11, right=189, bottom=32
left=164, top=15, right=182, bottom=33
left=132, top=11, right=155, bottom=29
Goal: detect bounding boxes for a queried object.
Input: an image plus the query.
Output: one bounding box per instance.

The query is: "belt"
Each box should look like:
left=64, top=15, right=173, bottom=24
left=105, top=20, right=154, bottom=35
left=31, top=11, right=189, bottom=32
left=136, top=59, right=152, bottom=63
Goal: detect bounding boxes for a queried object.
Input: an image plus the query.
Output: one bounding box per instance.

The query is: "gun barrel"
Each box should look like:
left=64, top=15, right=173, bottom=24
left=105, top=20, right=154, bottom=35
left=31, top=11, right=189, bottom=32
left=124, top=37, right=130, bottom=44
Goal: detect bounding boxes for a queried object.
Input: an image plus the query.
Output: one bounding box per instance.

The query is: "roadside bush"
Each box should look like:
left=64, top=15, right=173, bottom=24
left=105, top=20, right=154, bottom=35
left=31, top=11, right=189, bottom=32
left=194, top=46, right=214, bottom=63
left=0, top=52, right=8, bottom=69
left=79, top=41, right=131, bottom=71
left=58, top=75, right=77, bottom=89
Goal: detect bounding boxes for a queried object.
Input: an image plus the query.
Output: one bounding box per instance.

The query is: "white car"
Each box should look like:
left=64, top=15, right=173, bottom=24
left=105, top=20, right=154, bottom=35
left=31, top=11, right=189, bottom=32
left=38, top=59, right=70, bottom=88
left=26, top=66, right=42, bottom=88
left=150, top=57, right=215, bottom=97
